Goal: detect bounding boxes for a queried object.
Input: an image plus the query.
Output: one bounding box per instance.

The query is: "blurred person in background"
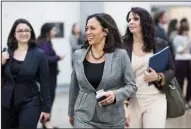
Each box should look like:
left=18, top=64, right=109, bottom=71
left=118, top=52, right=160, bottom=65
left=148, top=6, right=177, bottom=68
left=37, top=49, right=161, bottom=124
left=69, top=23, right=85, bottom=67
left=167, top=19, right=180, bottom=56
left=153, top=10, right=169, bottom=41
left=1, top=19, right=51, bottom=129
left=37, top=23, right=65, bottom=129
left=180, top=18, right=190, bottom=38
left=172, top=24, right=191, bottom=109
left=123, top=7, right=175, bottom=128
left=153, top=10, right=175, bottom=59
left=68, top=13, right=137, bottom=128
left=167, top=19, right=179, bottom=43
left=180, top=18, right=190, bottom=31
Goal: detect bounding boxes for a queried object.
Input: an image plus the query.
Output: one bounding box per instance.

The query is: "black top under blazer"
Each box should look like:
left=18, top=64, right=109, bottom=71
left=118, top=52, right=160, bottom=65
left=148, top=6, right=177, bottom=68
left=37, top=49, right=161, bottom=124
left=1, top=46, right=51, bottom=113
left=123, top=37, right=176, bottom=92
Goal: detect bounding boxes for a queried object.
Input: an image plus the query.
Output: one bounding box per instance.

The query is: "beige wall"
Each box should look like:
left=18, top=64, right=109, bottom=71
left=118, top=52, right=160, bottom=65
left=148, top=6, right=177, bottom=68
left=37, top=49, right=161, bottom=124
left=169, top=6, right=191, bottom=37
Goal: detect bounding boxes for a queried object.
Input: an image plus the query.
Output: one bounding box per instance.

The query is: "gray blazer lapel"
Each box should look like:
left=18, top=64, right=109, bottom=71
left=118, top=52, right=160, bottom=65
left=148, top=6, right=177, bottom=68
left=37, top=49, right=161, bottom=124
left=78, top=46, right=113, bottom=92
left=79, top=46, right=96, bottom=92
left=97, top=52, right=113, bottom=91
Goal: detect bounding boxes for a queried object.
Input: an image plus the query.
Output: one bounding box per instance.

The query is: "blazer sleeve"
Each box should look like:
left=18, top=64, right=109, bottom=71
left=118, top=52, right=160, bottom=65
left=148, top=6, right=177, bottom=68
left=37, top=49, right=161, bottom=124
left=38, top=52, right=51, bottom=113
left=1, top=48, right=9, bottom=78
left=113, top=50, right=137, bottom=105
left=68, top=52, right=79, bottom=117
left=39, top=42, right=60, bottom=63
left=155, top=39, right=176, bottom=86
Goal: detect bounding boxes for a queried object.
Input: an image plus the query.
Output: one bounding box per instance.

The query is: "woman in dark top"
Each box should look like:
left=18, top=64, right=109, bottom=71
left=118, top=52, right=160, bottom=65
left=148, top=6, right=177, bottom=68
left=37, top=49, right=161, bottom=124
left=37, top=23, right=64, bottom=129
left=68, top=13, right=137, bottom=128
left=1, top=19, right=51, bottom=129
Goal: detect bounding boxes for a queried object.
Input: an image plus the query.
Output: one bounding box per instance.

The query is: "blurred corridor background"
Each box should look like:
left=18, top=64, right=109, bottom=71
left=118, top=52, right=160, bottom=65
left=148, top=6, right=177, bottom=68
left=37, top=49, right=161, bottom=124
left=2, top=1, right=191, bottom=128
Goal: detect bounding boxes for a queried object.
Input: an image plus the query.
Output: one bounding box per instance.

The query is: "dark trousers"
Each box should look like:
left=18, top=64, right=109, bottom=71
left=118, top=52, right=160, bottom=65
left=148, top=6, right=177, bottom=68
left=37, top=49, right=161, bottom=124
left=45, top=73, right=57, bottom=122
left=50, top=74, right=57, bottom=106
left=1, top=96, right=41, bottom=129
left=175, top=60, right=191, bottom=102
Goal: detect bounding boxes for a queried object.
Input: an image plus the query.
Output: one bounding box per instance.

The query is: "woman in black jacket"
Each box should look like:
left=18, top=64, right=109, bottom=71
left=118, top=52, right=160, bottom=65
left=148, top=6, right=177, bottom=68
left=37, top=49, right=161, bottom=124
left=1, top=19, right=51, bottom=129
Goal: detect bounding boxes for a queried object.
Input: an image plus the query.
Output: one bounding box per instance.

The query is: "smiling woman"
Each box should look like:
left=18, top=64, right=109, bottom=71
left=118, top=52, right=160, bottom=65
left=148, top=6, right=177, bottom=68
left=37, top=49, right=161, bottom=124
left=68, top=13, right=137, bottom=128
left=1, top=19, right=51, bottom=129
left=15, top=26, right=31, bottom=43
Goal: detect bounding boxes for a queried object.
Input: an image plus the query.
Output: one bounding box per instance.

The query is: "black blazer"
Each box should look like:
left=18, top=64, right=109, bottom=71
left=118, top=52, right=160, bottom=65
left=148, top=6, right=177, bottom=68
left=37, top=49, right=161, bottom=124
left=1, top=46, right=51, bottom=113
left=123, top=37, right=176, bottom=92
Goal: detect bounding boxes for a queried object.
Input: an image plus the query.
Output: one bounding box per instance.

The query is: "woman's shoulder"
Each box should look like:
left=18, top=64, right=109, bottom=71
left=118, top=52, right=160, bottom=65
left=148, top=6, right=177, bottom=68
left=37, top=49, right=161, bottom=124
left=73, top=48, right=86, bottom=57
left=30, top=46, right=45, bottom=57
left=173, top=34, right=182, bottom=40
left=114, top=48, right=128, bottom=57
left=174, top=35, right=188, bottom=42
left=37, top=41, right=50, bottom=46
left=155, top=37, right=168, bottom=47
left=69, top=34, right=76, bottom=40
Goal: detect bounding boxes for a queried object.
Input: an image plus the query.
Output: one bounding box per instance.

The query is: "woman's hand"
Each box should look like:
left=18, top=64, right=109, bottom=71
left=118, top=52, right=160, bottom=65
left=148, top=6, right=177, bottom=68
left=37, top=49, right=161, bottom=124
left=2, top=50, right=9, bottom=65
left=59, top=54, right=67, bottom=60
left=99, top=91, right=116, bottom=105
left=69, top=116, right=74, bottom=127
left=59, top=56, right=65, bottom=60
left=40, top=112, right=50, bottom=123
left=144, top=67, right=158, bottom=82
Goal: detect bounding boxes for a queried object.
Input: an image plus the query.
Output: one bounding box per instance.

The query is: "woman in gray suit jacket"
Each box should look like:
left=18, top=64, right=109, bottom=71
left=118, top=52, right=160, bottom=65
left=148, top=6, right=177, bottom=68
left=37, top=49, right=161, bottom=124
left=68, top=13, right=137, bottom=128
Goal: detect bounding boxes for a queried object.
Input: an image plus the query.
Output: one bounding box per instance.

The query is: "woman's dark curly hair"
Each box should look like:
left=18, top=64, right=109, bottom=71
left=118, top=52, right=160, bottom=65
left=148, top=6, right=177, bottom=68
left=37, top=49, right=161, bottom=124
left=7, top=18, right=36, bottom=51
left=123, top=7, right=155, bottom=52
left=84, top=13, right=123, bottom=53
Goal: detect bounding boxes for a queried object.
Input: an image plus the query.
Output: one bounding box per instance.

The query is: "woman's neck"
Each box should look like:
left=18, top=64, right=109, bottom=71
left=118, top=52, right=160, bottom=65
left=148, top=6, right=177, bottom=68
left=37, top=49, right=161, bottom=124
left=17, top=43, right=28, bottom=52
left=91, top=43, right=104, bottom=55
left=133, top=33, right=144, bottom=44
left=91, top=37, right=106, bottom=54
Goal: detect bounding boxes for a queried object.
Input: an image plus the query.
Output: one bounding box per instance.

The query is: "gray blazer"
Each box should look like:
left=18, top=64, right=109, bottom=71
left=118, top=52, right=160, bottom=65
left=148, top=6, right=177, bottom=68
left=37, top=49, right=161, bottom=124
left=68, top=46, right=137, bottom=123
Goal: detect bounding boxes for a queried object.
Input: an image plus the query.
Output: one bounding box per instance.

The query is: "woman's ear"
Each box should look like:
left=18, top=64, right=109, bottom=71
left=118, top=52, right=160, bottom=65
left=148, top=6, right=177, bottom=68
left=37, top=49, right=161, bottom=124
left=104, top=28, right=109, bottom=36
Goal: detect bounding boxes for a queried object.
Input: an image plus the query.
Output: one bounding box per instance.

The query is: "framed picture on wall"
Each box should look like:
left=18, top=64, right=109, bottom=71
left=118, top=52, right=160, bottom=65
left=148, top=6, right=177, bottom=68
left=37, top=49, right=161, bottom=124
left=47, top=22, right=64, bottom=38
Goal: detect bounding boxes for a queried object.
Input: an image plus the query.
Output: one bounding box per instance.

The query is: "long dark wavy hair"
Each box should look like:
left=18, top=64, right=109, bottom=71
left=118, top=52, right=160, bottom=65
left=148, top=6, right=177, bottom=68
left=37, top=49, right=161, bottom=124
left=7, top=18, right=36, bottom=51
left=123, top=7, right=155, bottom=52
left=37, top=23, right=55, bottom=44
left=84, top=13, right=123, bottom=53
